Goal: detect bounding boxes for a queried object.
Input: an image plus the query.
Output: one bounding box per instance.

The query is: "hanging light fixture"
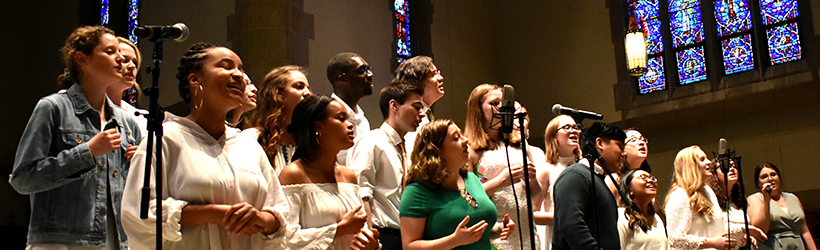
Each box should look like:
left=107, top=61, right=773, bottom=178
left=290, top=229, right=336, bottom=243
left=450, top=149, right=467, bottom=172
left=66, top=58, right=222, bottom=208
left=625, top=0, right=647, bottom=76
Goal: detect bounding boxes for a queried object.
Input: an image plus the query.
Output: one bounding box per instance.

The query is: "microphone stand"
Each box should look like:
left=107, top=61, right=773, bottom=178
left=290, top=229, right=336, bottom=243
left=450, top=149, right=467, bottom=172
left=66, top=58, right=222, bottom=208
left=572, top=115, right=629, bottom=247
left=717, top=151, right=752, bottom=249
left=139, top=40, right=165, bottom=250
left=511, top=112, right=537, bottom=250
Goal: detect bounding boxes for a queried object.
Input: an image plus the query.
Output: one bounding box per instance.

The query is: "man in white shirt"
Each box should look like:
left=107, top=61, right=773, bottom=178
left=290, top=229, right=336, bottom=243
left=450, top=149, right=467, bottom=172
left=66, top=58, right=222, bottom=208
left=327, top=52, right=374, bottom=166
left=392, top=56, right=445, bottom=162
left=347, top=81, right=425, bottom=249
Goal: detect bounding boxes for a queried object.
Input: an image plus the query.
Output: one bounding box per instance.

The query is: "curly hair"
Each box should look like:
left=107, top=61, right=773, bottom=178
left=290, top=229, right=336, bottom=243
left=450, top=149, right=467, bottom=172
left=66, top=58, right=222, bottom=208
left=176, top=42, right=218, bottom=104
left=247, top=65, right=306, bottom=169
left=708, top=162, right=745, bottom=212
left=543, top=115, right=582, bottom=164
left=286, top=95, right=334, bottom=163
left=620, top=169, right=656, bottom=233
left=464, top=83, right=502, bottom=151
left=665, top=145, right=713, bottom=217
left=404, top=119, right=468, bottom=188
left=57, top=26, right=115, bottom=88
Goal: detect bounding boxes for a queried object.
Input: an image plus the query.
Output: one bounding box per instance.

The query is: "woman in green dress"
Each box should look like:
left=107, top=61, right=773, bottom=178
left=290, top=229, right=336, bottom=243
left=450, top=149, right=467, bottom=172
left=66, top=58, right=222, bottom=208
left=748, top=162, right=817, bottom=250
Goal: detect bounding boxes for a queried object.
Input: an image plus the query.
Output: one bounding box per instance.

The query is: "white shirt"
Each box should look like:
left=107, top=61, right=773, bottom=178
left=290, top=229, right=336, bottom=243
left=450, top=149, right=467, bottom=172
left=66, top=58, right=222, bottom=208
left=346, top=123, right=405, bottom=229
left=118, top=101, right=148, bottom=138
left=282, top=182, right=369, bottom=250
left=331, top=93, right=370, bottom=166
left=664, top=186, right=747, bottom=250
left=122, top=112, right=289, bottom=250
left=240, top=127, right=295, bottom=175
left=538, top=155, right=577, bottom=250
left=403, top=100, right=430, bottom=165
left=617, top=207, right=670, bottom=250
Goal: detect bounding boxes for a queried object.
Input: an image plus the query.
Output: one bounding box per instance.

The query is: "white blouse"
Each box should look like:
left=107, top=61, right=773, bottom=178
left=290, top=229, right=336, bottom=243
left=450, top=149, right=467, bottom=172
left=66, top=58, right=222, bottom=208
left=664, top=186, right=745, bottom=250
left=240, top=127, right=295, bottom=175
left=617, top=207, right=670, bottom=250
left=282, top=182, right=369, bottom=250
left=122, top=113, right=289, bottom=250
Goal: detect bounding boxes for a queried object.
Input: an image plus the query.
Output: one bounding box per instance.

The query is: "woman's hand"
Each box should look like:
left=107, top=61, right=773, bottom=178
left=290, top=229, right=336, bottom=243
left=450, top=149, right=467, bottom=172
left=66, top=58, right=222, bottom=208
left=351, top=227, right=380, bottom=250
left=499, top=214, right=516, bottom=240
left=451, top=215, right=488, bottom=247
left=88, top=128, right=121, bottom=157
left=747, top=225, right=768, bottom=242
left=222, top=202, right=267, bottom=236
left=702, top=234, right=737, bottom=249
left=337, top=205, right=367, bottom=237
left=124, top=145, right=138, bottom=161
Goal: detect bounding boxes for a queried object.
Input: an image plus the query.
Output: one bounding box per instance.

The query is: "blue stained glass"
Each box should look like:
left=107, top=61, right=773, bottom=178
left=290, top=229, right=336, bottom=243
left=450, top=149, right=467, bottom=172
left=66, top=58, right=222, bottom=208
left=715, top=0, right=751, bottom=36
left=760, top=0, right=798, bottom=25
left=677, top=46, right=707, bottom=84
left=767, top=22, right=801, bottom=64
left=395, top=0, right=411, bottom=60
left=669, top=0, right=705, bottom=48
left=398, top=57, right=407, bottom=65
left=644, top=19, right=664, bottom=54
left=100, top=0, right=109, bottom=25
left=128, top=0, right=139, bottom=45
left=640, top=56, right=666, bottom=94
left=722, top=34, right=755, bottom=74
left=634, top=0, right=660, bottom=21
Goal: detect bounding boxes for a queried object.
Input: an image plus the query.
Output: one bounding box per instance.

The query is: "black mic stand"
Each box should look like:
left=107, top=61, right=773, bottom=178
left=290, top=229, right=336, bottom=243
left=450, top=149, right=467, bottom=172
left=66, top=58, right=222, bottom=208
left=139, top=40, right=166, bottom=250
left=572, top=116, right=629, bottom=247
left=509, top=112, right=537, bottom=250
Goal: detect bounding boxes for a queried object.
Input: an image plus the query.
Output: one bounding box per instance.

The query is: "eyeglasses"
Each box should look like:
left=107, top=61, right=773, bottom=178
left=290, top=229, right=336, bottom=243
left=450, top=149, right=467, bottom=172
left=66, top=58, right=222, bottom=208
left=625, top=136, right=648, bottom=145
left=636, top=174, right=657, bottom=183
left=341, top=66, right=372, bottom=76
left=557, top=124, right=580, bottom=133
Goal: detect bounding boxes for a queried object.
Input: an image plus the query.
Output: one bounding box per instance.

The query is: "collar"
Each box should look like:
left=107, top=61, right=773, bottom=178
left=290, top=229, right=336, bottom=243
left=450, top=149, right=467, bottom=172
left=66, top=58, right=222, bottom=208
left=67, top=83, right=96, bottom=115
left=421, top=100, right=431, bottom=113
left=380, top=123, right=404, bottom=147
left=578, top=158, right=606, bottom=175
left=331, top=93, right=364, bottom=123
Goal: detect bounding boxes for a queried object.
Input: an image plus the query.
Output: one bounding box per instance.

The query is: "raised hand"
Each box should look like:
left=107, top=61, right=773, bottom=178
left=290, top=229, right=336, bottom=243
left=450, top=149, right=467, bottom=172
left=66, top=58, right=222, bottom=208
left=452, top=215, right=488, bottom=247
left=499, top=214, right=516, bottom=240
left=88, top=128, right=121, bottom=157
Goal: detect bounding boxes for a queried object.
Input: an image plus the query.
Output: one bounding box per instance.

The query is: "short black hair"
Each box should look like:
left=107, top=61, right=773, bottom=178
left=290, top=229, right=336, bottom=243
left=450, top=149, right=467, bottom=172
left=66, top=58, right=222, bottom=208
left=326, top=52, right=361, bottom=84
left=286, top=95, right=334, bottom=162
left=582, top=122, right=626, bottom=155
left=379, top=80, right=424, bottom=119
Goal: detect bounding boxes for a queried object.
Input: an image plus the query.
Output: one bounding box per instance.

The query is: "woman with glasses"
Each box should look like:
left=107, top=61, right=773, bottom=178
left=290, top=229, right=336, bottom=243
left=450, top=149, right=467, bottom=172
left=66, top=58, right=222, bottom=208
left=226, top=73, right=257, bottom=128
left=664, top=145, right=764, bottom=250
left=533, top=114, right=582, bottom=250
left=243, top=65, right=311, bottom=174
left=617, top=169, right=668, bottom=250
left=623, top=128, right=651, bottom=173
left=278, top=95, right=379, bottom=250
left=401, top=119, right=514, bottom=249
left=748, top=163, right=816, bottom=250
left=464, top=83, right=542, bottom=249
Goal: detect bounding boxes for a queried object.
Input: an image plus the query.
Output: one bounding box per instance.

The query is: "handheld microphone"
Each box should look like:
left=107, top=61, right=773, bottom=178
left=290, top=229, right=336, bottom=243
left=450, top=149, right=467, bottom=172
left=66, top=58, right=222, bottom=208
left=551, top=104, right=603, bottom=120
left=765, top=185, right=773, bottom=193
left=500, top=85, right=516, bottom=138
left=134, top=23, right=189, bottom=42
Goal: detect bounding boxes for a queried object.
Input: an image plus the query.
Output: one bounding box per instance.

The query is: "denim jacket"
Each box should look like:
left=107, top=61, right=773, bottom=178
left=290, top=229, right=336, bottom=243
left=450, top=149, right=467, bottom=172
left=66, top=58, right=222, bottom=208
left=10, top=83, right=142, bottom=247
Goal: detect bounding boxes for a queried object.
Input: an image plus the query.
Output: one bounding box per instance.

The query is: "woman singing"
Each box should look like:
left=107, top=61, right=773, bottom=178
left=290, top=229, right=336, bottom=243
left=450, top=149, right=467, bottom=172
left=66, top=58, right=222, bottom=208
left=121, top=43, right=287, bottom=250
left=401, top=119, right=514, bottom=250
left=617, top=169, right=668, bottom=250
left=278, top=95, right=379, bottom=250
left=11, top=26, right=141, bottom=250
left=748, top=162, right=817, bottom=250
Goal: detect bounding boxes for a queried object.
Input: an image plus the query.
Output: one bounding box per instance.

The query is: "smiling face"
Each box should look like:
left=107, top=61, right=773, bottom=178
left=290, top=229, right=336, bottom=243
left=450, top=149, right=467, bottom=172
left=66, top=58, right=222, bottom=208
left=240, top=73, right=257, bottom=110
left=441, top=124, right=469, bottom=171
left=191, top=47, right=245, bottom=112
left=555, top=116, right=580, bottom=154
left=317, top=100, right=355, bottom=151
left=78, top=33, right=123, bottom=87
left=695, top=148, right=713, bottom=178
left=629, top=170, right=658, bottom=200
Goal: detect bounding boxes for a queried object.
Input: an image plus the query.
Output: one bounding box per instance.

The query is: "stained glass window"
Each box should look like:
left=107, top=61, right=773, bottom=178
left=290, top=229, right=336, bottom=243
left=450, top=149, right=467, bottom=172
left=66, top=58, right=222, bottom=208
left=722, top=34, right=755, bottom=74
left=128, top=0, right=139, bottom=44
left=640, top=56, right=667, bottom=94
left=715, top=0, right=752, bottom=36
left=767, top=22, right=801, bottom=64
left=669, top=0, right=704, bottom=48
left=100, top=0, right=109, bottom=25
left=760, top=0, right=798, bottom=25
left=634, top=0, right=664, bottom=55
left=677, top=46, right=707, bottom=84
left=395, top=0, right=411, bottom=64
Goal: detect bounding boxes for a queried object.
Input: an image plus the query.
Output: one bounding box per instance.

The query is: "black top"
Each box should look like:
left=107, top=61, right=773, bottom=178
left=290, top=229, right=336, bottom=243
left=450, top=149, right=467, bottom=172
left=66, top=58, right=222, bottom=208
left=552, top=162, right=619, bottom=250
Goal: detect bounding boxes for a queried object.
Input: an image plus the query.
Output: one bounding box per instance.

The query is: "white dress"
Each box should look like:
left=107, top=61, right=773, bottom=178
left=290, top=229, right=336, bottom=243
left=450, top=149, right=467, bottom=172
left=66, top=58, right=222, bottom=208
left=617, top=207, right=670, bottom=250
left=122, top=112, right=289, bottom=250
left=240, top=127, right=295, bottom=175
left=477, top=144, right=545, bottom=250
left=664, top=186, right=746, bottom=250
left=282, top=182, right=369, bottom=250
left=537, top=155, right=576, bottom=250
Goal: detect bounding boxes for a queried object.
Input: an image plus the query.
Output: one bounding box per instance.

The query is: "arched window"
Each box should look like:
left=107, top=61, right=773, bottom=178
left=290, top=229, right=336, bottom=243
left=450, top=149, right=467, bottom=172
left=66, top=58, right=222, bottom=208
left=395, top=0, right=412, bottom=64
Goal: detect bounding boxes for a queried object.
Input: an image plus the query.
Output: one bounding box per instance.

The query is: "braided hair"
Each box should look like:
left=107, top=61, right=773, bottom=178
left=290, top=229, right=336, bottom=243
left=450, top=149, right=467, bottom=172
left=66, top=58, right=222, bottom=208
left=176, top=42, right=217, bottom=104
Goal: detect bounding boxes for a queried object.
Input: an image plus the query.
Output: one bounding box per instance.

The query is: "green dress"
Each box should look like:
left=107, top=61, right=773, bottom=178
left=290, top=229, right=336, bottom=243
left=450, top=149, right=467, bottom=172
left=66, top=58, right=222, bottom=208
left=750, top=192, right=806, bottom=250
left=400, top=172, right=498, bottom=249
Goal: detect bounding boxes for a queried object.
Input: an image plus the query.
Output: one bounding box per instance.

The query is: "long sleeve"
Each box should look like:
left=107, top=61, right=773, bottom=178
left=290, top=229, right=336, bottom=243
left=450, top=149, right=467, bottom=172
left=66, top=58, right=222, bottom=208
left=664, top=188, right=705, bottom=250
left=347, top=139, right=377, bottom=200
left=259, top=150, right=288, bottom=246
left=553, top=169, right=599, bottom=250
left=11, top=98, right=97, bottom=194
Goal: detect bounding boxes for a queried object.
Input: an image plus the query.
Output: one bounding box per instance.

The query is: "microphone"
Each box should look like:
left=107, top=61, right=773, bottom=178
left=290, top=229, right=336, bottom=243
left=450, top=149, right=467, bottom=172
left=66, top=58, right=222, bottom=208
left=499, top=85, right=516, bottom=138
left=551, top=104, right=603, bottom=120
left=134, top=23, right=189, bottom=42
left=765, top=185, right=773, bottom=193
left=718, top=138, right=730, bottom=172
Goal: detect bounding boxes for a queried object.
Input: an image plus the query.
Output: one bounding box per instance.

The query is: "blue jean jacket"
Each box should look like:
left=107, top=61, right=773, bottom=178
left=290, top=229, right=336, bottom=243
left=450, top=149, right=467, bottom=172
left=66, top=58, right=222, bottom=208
left=10, top=83, right=143, bottom=247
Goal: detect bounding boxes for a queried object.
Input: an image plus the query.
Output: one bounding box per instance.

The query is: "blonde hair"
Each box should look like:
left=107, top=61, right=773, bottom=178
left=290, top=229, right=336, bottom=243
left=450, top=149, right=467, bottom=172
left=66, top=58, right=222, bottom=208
left=543, top=115, right=582, bottom=164
left=116, top=37, right=141, bottom=69
left=405, top=119, right=467, bottom=188
left=464, top=83, right=501, bottom=151
left=248, top=65, right=306, bottom=170
left=665, top=145, right=713, bottom=217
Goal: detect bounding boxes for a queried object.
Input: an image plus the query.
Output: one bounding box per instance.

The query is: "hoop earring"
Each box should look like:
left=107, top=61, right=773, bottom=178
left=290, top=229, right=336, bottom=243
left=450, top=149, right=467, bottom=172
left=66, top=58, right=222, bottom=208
left=193, top=85, right=203, bottom=109
left=315, top=131, right=322, bottom=145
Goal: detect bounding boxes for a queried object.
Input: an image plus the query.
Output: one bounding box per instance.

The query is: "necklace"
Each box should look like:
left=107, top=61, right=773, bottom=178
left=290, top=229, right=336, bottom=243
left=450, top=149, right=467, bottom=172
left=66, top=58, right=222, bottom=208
left=460, top=188, right=478, bottom=208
